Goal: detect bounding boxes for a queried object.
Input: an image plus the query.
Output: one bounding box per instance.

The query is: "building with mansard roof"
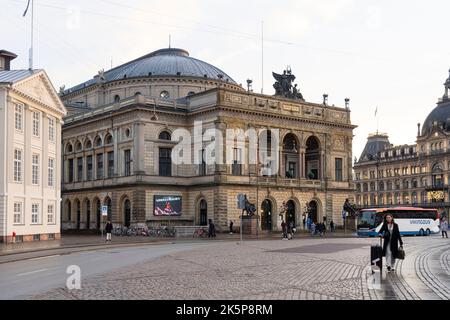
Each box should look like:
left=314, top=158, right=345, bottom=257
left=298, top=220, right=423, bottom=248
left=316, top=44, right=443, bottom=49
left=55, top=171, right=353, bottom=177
left=60, top=47, right=356, bottom=233
left=354, top=70, right=450, bottom=217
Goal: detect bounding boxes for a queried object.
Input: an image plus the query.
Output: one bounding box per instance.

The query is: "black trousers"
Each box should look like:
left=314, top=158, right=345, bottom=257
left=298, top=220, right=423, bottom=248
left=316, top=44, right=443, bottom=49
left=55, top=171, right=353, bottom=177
left=443, top=231, right=448, bottom=238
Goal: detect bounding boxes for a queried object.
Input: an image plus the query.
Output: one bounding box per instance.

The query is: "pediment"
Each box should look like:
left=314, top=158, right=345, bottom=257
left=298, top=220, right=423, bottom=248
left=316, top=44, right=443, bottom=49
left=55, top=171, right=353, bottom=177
left=12, top=71, right=66, bottom=116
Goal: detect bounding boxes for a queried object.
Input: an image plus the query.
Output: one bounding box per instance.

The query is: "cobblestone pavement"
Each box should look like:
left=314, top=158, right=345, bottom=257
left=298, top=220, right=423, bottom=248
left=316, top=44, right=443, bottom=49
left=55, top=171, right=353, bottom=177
left=31, top=236, right=449, bottom=300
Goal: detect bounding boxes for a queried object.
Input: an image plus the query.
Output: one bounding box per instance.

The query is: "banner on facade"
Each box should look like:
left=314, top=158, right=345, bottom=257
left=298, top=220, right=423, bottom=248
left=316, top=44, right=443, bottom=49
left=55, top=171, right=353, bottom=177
left=154, top=196, right=182, bottom=216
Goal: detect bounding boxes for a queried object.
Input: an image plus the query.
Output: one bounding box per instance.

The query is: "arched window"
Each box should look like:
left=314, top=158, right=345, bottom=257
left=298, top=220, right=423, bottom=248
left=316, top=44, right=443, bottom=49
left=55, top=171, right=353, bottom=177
left=159, top=131, right=171, bottom=141
left=85, top=139, right=92, bottom=150
left=114, top=95, right=120, bottom=103
left=306, top=136, right=320, bottom=180
left=283, top=134, right=298, bottom=152
left=75, top=141, right=82, bottom=152
left=363, top=183, right=369, bottom=192
left=432, top=164, right=444, bottom=187
left=134, top=92, right=142, bottom=97
left=379, top=182, right=385, bottom=191
left=356, top=184, right=361, bottom=192
left=95, top=136, right=102, bottom=148
left=66, top=143, right=73, bottom=154
left=105, top=134, right=113, bottom=145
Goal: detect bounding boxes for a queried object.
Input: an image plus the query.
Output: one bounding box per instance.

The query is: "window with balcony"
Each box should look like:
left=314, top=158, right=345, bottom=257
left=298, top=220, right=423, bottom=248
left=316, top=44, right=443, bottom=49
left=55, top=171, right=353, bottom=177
left=232, top=148, right=242, bottom=176
left=77, top=157, right=83, bottom=182
left=87, top=155, right=93, bottom=180
left=97, top=154, right=104, bottom=179
left=159, top=148, right=172, bottom=177
left=107, top=152, right=114, bottom=178
left=124, top=150, right=131, bottom=176
left=68, top=159, right=74, bottom=183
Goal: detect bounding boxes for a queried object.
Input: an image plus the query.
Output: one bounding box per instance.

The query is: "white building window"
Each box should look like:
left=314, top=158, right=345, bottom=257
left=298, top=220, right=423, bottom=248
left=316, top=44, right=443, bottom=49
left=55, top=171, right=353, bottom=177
left=47, top=204, right=54, bottom=224
left=48, top=117, right=55, bottom=142
left=15, top=104, right=23, bottom=131
left=31, top=204, right=39, bottom=224
left=14, top=202, right=23, bottom=224
left=48, top=158, right=55, bottom=187
left=32, top=154, right=40, bottom=185
left=14, top=149, right=22, bottom=183
left=32, top=111, right=40, bottom=137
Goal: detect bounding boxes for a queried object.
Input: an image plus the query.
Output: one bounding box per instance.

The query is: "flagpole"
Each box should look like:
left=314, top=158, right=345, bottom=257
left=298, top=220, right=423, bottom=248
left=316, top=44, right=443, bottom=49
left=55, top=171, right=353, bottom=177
left=30, top=0, right=34, bottom=70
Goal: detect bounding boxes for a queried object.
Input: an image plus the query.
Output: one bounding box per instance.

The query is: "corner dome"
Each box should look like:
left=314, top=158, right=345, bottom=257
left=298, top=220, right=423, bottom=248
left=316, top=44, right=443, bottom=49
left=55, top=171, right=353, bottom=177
left=64, top=48, right=237, bottom=94
left=421, top=70, right=450, bottom=136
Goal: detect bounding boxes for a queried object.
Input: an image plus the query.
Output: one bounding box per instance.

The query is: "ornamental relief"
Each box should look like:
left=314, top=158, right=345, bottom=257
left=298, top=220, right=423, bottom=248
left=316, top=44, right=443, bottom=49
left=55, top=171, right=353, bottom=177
left=333, top=136, right=345, bottom=150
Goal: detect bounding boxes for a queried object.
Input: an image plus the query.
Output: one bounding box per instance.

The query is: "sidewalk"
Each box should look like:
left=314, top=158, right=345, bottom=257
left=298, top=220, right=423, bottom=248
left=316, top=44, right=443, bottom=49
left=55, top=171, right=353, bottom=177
left=0, top=230, right=357, bottom=264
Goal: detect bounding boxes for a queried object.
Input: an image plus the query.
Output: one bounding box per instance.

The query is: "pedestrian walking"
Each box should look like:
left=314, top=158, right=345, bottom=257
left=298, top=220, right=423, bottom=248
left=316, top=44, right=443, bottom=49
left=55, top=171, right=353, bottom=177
left=310, top=222, right=316, bottom=236
left=105, top=221, right=113, bottom=243
left=229, top=220, right=234, bottom=235
left=330, top=220, right=335, bottom=233
left=440, top=217, right=449, bottom=239
left=208, top=219, right=216, bottom=238
left=378, top=214, right=404, bottom=272
left=281, top=220, right=288, bottom=240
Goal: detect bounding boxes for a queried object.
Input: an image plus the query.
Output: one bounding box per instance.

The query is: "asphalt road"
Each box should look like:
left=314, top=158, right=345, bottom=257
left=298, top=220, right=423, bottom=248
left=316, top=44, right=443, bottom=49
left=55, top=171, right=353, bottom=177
left=0, top=242, right=214, bottom=300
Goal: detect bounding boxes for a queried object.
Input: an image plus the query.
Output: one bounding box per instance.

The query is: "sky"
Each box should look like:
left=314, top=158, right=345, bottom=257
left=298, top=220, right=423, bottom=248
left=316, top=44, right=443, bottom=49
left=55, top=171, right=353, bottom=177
left=1, top=0, right=449, bottom=160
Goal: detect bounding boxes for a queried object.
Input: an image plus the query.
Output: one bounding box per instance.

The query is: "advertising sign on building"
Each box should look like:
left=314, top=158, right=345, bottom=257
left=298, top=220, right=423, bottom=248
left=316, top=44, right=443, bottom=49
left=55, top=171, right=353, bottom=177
left=154, top=196, right=182, bottom=216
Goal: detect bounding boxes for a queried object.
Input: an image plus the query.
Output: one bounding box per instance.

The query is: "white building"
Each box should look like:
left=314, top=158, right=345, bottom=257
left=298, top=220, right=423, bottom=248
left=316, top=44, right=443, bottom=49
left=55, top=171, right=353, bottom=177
left=0, top=50, right=67, bottom=243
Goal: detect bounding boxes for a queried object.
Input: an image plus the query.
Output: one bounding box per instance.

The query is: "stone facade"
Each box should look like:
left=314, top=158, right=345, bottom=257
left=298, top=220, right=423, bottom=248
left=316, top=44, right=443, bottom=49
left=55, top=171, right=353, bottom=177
left=60, top=48, right=356, bottom=232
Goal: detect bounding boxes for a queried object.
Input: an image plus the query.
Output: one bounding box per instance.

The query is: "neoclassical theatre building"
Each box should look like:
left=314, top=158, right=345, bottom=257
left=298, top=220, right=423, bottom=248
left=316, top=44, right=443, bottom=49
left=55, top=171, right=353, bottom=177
left=354, top=70, right=450, bottom=216
left=60, top=48, right=356, bottom=232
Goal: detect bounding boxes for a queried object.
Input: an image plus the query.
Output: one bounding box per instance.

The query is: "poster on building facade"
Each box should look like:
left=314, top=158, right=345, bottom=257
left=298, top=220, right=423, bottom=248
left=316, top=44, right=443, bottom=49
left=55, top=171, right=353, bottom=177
left=154, top=196, right=182, bottom=216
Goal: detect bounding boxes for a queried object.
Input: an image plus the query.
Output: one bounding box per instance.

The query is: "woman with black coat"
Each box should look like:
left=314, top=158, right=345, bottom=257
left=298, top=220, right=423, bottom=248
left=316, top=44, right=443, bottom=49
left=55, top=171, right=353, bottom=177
left=378, top=214, right=404, bottom=272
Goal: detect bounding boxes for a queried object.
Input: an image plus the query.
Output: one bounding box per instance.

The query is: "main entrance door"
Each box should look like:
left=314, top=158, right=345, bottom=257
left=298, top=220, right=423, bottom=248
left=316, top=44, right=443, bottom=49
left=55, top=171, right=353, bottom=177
left=309, top=201, right=318, bottom=223
left=124, top=200, right=131, bottom=228
left=261, top=199, right=273, bottom=231
left=286, top=200, right=296, bottom=226
left=199, top=200, right=207, bottom=226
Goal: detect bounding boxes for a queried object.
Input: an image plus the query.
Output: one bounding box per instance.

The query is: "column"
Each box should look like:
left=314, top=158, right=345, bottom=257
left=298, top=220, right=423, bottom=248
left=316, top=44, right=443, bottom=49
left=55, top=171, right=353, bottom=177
left=113, top=128, right=119, bottom=177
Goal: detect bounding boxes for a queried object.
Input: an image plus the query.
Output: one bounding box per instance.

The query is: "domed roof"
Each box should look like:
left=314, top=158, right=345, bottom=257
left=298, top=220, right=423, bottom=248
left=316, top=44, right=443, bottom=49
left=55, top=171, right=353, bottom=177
left=421, top=70, right=450, bottom=136
left=421, top=101, right=450, bottom=136
left=64, top=48, right=237, bottom=94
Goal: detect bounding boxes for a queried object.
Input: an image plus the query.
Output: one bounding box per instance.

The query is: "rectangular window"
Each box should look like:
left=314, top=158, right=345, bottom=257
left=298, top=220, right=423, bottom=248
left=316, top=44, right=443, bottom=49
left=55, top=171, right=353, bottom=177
left=14, top=202, right=23, bottom=224
left=199, top=149, right=206, bottom=176
left=107, top=152, right=114, bottom=178
left=15, top=104, right=23, bottom=131
left=32, top=154, right=40, bottom=185
left=31, top=204, right=39, bottom=224
left=47, top=205, right=54, bottom=224
left=68, top=159, right=74, bottom=183
left=14, top=149, right=22, bottom=183
left=335, top=158, right=343, bottom=182
left=97, top=153, right=104, bottom=179
left=32, top=111, right=40, bottom=137
left=159, top=148, right=172, bottom=177
left=48, top=117, right=55, bottom=142
left=124, top=150, right=131, bottom=176
left=77, top=157, right=83, bottom=182
left=87, top=155, right=93, bottom=180
left=232, top=148, right=242, bottom=176
left=48, top=158, right=55, bottom=187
